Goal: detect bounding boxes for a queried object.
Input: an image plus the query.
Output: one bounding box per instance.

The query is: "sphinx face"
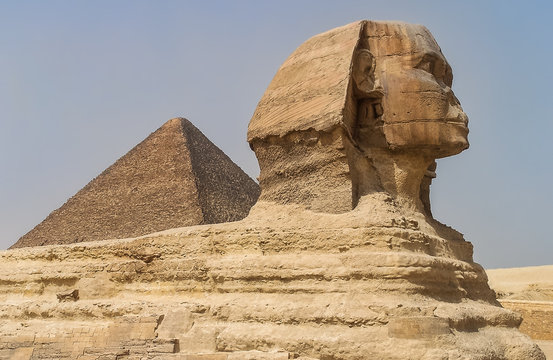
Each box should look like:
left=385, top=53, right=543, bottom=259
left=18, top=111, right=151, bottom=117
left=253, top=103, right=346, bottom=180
left=371, top=24, right=469, bottom=158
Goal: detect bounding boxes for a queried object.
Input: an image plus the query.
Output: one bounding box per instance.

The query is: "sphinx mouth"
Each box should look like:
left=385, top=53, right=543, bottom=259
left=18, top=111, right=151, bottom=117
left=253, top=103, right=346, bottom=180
left=445, top=119, right=468, bottom=126
left=382, top=117, right=469, bottom=127
left=445, top=113, right=468, bottom=127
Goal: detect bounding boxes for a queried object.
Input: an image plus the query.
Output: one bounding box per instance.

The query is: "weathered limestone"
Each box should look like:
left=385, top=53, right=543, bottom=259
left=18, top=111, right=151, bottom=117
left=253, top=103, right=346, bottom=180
left=11, top=118, right=260, bottom=248
left=0, top=215, right=546, bottom=359
left=0, top=20, right=546, bottom=359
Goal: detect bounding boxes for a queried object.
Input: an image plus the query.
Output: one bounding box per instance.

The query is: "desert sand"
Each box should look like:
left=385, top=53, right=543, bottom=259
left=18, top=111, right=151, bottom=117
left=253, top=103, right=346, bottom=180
left=487, top=265, right=553, bottom=358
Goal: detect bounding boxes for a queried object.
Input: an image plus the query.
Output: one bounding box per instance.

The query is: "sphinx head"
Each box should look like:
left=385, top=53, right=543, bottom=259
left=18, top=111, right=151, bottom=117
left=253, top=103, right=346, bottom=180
left=248, top=21, right=468, bottom=215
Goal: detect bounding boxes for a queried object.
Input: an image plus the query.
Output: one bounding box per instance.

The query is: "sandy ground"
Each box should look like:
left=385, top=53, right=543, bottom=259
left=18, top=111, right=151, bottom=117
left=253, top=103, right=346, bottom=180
left=487, top=265, right=553, bottom=301
left=487, top=266, right=553, bottom=358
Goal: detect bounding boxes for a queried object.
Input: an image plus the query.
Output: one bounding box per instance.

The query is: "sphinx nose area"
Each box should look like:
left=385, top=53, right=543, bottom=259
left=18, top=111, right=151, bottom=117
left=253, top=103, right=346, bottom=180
left=445, top=87, right=461, bottom=107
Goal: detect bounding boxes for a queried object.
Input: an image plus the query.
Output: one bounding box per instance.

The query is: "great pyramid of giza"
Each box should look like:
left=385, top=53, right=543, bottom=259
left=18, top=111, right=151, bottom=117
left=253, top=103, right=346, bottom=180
left=10, top=118, right=260, bottom=248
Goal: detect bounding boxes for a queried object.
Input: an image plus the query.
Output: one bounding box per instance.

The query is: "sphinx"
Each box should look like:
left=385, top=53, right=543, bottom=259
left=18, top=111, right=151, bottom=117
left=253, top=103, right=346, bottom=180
left=248, top=21, right=468, bottom=216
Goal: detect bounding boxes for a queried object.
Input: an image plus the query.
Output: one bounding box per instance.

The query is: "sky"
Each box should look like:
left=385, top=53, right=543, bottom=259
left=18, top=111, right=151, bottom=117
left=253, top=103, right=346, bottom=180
left=0, top=1, right=552, bottom=269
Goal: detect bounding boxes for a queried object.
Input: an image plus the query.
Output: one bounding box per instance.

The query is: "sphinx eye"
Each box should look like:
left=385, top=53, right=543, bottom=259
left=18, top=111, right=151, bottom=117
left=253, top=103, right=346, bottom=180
left=416, top=54, right=451, bottom=86
left=417, top=57, right=434, bottom=75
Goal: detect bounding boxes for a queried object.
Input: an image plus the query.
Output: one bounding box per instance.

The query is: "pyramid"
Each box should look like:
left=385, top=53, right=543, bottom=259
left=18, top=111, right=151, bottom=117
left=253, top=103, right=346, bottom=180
left=11, top=118, right=260, bottom=248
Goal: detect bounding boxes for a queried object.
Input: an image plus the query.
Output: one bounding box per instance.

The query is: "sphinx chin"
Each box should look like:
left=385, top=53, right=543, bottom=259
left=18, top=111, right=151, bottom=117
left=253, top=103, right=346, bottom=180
left=383, top=121, right=469, bottom=158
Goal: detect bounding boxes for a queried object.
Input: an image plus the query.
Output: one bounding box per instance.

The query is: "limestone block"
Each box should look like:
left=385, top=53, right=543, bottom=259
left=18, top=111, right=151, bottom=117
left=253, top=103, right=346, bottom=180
left=183, top=355, right=228, bottom=360
left=153, top=355, right=228, bottom=360
left=6, top=347, right=34, bottom=360
left=156, top=308, right=194, bottom=339
left=227, top=351, right=290, bottom=360
left=83, top=347, right=130, bottom=356
left=148, top=338, right=178, bottom=354
left=387, top=317, right=450, bottom=339
left=178, top=324, right=220, bottom=353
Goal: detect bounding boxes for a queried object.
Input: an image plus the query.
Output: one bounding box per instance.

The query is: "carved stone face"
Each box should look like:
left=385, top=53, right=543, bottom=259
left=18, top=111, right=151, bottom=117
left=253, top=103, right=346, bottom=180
left=366, top=23, right=469, bottom=158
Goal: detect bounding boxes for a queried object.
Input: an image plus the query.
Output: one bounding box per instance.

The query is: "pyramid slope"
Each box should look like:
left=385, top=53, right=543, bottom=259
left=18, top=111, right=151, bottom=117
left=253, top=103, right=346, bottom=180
left=182, top=120, right=260, bottom=224
left=11, top=118, right=260, bottom=248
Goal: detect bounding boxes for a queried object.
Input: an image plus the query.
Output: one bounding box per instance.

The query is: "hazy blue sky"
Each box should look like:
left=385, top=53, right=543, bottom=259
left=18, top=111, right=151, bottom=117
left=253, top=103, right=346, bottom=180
left=1, top=1, right=551, bottom=268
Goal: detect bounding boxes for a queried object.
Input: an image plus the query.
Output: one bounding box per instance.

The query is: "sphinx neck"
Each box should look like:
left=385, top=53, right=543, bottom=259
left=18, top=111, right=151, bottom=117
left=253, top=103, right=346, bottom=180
left=371, top=151, right=433, bottom=212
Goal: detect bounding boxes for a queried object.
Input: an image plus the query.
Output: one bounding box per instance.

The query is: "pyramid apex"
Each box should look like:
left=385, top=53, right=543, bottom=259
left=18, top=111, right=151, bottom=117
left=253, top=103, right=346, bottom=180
left=162, top=118, right=199, bottom=133
left=163, top=117, right=187, bottom=126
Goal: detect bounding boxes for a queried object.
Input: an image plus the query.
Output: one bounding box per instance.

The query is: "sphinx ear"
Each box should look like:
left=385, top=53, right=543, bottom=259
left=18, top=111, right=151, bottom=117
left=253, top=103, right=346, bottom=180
left=352, top=49, right=378, bottom=97
left=356, top=49, right=375, bottom=73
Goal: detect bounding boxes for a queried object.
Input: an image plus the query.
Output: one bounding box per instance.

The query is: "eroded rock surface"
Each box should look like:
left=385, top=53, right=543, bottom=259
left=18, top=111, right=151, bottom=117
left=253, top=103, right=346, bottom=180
left=0, top=211, right=545, bottom=359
